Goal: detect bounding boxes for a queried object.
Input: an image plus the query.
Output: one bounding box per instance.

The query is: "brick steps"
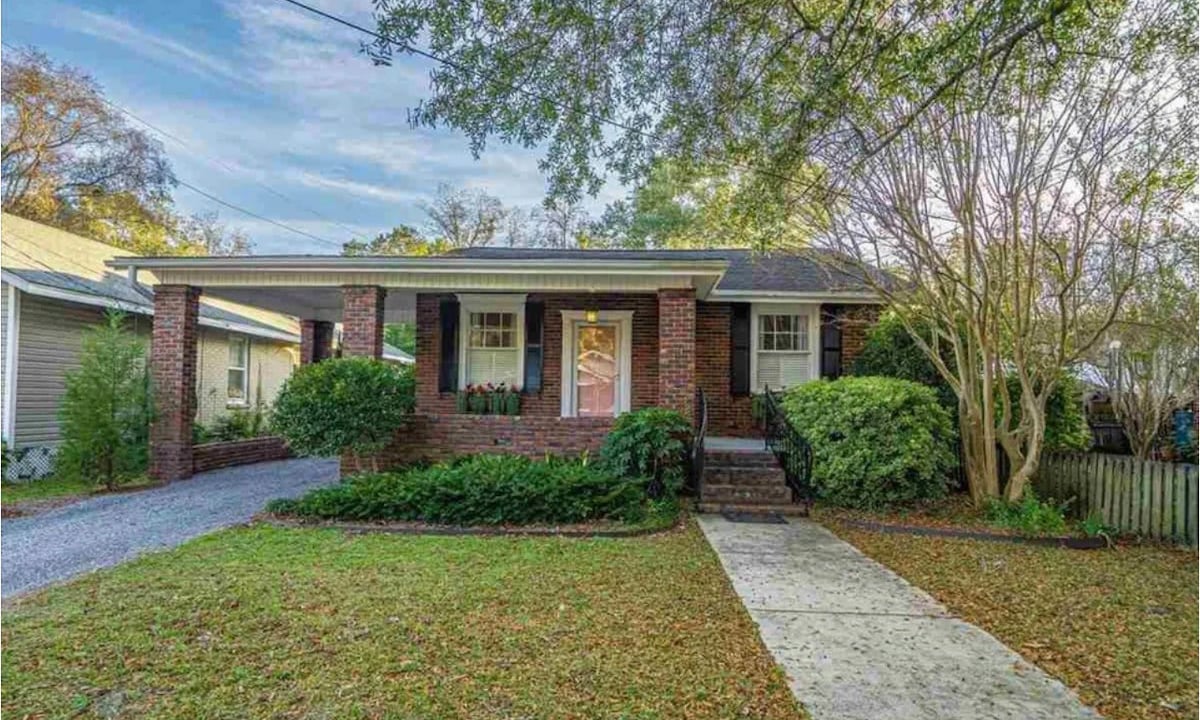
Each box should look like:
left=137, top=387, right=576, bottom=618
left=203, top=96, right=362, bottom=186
left=699, top=447, right=803, bottom=513
left=696, top=501, right=810, bottom=516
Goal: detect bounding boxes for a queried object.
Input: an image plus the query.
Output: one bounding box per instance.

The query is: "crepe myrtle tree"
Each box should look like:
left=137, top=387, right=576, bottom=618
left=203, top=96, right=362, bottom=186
left=818, top=0, right=1196, bottom=502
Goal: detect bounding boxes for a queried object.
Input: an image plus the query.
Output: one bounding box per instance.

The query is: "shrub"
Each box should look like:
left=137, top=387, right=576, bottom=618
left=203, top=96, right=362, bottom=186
left=599, top=408, right=692, bottom=497
left=271, top=358, right=414, bottom=467
left=56, top=311, right=152, bottom=490
left=851, top=313, right=1092, bottom=454
left=267, top=454, right=666, bottom=525
left=203, top=407, right=271, bottom=442
left=984, top=488, right=1069, bottom=536
left=780, top=377, right=955, bottom=509
left=850, top=313, right=957, bottom=409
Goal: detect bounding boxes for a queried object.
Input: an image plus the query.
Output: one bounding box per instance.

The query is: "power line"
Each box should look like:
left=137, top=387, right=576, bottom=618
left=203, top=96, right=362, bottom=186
left=174, top=180, right=343, bottom=248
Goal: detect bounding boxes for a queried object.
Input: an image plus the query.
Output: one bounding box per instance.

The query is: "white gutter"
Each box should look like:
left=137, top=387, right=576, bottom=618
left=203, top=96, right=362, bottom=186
left=4, top=283, right=20, bottom=443
left=106, top=256, right=730, bottom=276
left=709, top=289, right=882, bottom=303
left=0, top=270, right=300, bottom=345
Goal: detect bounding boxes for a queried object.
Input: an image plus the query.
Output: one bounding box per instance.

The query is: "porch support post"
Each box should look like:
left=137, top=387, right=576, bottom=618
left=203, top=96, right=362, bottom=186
left=342, top=286, right=386, bottom=358
left=150, top=284, right=200, bottom=481
left=299, top=319, right=334, bottom=364
left=657, top=288, right=696, bottom=421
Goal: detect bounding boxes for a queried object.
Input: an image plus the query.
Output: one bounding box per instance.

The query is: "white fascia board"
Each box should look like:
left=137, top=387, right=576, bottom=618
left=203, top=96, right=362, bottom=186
left=0, top=270, right=298, bottom=344
left=106, top=256, right=729, bottom=276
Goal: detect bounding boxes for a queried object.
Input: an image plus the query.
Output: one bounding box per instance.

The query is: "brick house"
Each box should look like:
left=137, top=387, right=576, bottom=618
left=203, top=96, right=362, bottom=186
left=107, top=248, right=883, bottom=505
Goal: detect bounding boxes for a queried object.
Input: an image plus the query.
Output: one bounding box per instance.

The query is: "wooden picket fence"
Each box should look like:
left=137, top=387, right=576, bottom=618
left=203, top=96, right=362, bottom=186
left=1035, top=452, right=1198, bottom=546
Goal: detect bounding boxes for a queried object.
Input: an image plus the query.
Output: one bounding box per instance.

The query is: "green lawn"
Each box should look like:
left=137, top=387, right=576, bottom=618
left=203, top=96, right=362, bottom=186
left=820, top=512, right=1199, bottom=720
left=1, top=475, right=157, bottom=507
left=0, top=476, right=95, bottom=505
left=2, top=522, right=805, bottom=719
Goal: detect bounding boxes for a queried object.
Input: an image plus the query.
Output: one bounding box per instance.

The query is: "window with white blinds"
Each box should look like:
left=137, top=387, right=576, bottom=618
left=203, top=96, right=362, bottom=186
left=465, top=311, right=520, bottom=386
left=756, top=313, right=811, bottom=390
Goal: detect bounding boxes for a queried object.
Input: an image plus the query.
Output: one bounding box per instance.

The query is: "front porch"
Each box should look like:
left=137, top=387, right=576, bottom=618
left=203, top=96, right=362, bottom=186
left=110, top=254, right=728, bottom=480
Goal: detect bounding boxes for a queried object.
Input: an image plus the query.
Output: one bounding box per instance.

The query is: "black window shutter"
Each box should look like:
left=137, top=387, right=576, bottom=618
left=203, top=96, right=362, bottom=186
left=730, top=303, right=751, bottom=395
left=438, top=298, right=459, bottom=392
left=821, top=308, right=843, bottom=379
left=523, top=300, right=544, bottom=392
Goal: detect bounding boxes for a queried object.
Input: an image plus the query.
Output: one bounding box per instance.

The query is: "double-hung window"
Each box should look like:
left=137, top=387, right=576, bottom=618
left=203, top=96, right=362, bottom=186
left=459, top=295, right=525, bottom=388
left=227, top=335, right=249, bottom=402
left=754, top=310, right=813, bottom=390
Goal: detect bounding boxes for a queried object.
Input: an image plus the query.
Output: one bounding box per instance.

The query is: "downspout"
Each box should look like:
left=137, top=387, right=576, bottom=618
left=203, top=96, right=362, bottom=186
left=4, top=284, right=21, bottom=443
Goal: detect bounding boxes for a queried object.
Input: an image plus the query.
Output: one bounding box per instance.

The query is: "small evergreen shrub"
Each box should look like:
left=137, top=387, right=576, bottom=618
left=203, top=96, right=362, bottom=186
left=203, top=407, right=271, bottom=442
left=267, top=454, right=667, bottom=525
left=984, top=489, right=1069, bottom=536
left=56, top=311, right=153, bottom=490
left=780, top=377, right=955, bottom=509
left=271, top=358, right=414, bottom=467
left=599, top=407, right=692, bottom=497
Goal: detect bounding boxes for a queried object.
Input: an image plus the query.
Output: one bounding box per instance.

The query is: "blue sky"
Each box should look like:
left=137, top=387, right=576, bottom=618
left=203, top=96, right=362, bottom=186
left=3, top=0, right=623, bottom=253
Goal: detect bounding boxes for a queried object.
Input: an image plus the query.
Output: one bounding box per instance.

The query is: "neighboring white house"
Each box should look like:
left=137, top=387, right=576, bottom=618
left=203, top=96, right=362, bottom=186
left=1, top=213, right=301, bottom=478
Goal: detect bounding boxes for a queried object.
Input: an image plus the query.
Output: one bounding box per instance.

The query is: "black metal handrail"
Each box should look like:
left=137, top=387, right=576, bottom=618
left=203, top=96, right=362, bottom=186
left=689, top=387, right=708, bottom=497
left=761, top=386, right=815, bottom=508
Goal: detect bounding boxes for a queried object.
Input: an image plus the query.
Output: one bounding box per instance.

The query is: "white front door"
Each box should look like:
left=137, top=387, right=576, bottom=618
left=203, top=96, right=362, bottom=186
left=560, top=311, right=633, bottom=417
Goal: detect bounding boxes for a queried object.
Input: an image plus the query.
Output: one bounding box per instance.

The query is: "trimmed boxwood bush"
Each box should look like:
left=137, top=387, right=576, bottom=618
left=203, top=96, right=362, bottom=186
left=781, top=377, right=956, bottom=509
left=268, top=454, right=674, bottom=525
left=270, top=358, right=414, bottom=466
left=599, top=407, right=692, bottom=497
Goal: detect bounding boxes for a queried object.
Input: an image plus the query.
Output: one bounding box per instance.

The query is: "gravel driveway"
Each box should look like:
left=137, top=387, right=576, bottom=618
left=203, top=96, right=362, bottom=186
left=1, top=458, right=338, bottom=598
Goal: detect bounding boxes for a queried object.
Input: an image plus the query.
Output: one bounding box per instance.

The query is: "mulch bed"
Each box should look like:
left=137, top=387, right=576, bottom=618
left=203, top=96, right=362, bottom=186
left=259, top=512, right=686, bottom=538
left=837, top=518, right=1109, bottom=549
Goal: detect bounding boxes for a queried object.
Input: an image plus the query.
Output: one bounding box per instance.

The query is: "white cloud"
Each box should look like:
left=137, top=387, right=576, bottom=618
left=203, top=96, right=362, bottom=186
left=289, top=170, right=420, bottom=204
left=55, top=8, right=249, bottom=87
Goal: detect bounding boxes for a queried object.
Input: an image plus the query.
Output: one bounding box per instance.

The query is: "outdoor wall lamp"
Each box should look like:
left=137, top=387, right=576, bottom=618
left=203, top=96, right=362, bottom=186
left=585, top=309, right=599, bottom=323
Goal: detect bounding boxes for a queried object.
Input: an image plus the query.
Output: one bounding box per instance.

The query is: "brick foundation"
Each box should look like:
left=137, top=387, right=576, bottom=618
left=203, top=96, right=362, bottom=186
left=696, top=302, right=759, bottom=437
left=150, top=285, right=201, bottom=481
left=342, top=286, right=385, bottom=357
left=345, top=414, right=615, bottom=475
left=193, top=436, right=291, bottom=474
left=299, top=320, right=334, bottom=364
left=657, top=288, right=696, bottom=421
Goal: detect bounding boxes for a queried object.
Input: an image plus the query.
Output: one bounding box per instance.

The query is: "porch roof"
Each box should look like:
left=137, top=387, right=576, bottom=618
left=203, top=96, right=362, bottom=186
left=104, top=254, right=729, bottom=323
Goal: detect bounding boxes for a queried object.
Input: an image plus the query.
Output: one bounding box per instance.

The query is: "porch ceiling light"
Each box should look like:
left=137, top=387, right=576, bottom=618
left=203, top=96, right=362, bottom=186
left=585, top=309, right=599, bottom=323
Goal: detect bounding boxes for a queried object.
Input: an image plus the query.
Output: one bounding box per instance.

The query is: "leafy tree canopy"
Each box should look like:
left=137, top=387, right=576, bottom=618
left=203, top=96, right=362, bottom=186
left=370, top=0, right=1144, bottom=204
left=343, top=224, right=449, bottom=256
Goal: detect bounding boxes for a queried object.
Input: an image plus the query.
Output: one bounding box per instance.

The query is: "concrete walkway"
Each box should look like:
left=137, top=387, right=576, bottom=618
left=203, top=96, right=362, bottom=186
left=698, top=515, right=1101, bottom=720
left=2, top=458, right=338, bottom=598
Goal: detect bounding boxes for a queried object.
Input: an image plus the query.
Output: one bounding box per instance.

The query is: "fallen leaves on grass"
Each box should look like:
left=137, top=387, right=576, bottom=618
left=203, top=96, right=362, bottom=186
left=822, top=516, right=1198, bottom=720
left=2, top=521, right=805, bottom=719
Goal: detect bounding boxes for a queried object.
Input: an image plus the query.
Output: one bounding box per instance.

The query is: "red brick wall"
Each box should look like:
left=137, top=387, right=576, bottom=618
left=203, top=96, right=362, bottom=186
left=299, top=320, right=334, bottom=364
left=150, top=285, right=201, bottom=481
left=415, top=292, right=660, bottom=416
left=193, top=436, right=290, bottom=474
left=657, top=289, right=696, bottom=421
left=342, top=286, right=385, bottom=357
left=346, top=414, right=614, bottom=475
left=696, top=302, right=759, bottom=437
left=826, top=304, right=881, bottom=370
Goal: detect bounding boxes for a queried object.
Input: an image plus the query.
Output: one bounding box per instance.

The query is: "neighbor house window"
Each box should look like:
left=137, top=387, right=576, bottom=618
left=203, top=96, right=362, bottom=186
left=755, top=312, right=811, bottom=390
left=466, top=311, right=520, bottom=386
left=228, top=335, right=249, bottom=402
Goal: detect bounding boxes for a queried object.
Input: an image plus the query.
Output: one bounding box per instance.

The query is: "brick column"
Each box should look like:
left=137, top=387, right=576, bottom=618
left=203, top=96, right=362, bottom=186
left=150, top=285, right=201, bottom=481
left=342, top=286, right=386, bottom=358
left=299, top=319, right=334, bottom=364
left=414, top=293, right=441, bottom=412
left=657, top=288, right=696, bottom=421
